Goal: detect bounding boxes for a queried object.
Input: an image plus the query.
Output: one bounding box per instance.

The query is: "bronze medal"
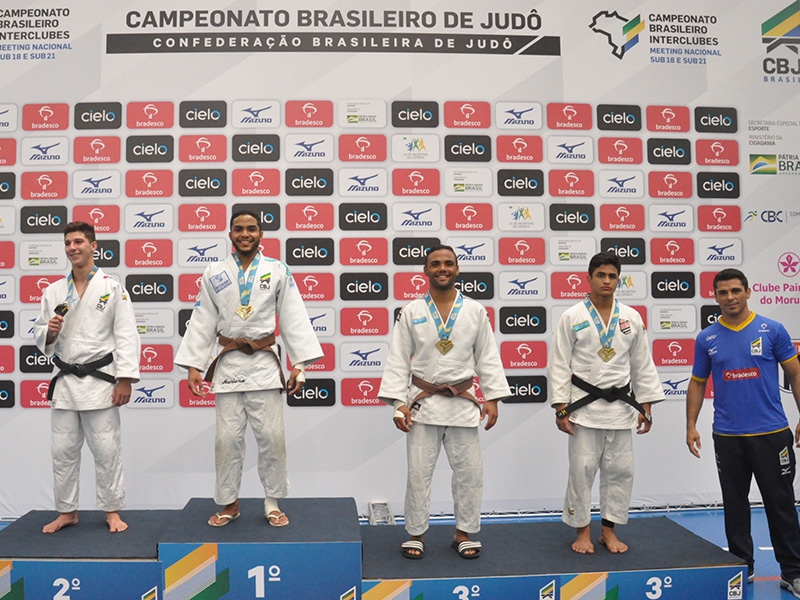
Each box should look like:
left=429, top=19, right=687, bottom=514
left=436, top=339, right=454, bottom=354
left=598, top=347, right=616, bottom=362
left=235, top=304, right=254, bottom=320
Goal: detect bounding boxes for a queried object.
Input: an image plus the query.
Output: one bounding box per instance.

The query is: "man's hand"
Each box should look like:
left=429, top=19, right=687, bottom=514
left=186, top=367, right=207, bottom=397
left=686, top=427, right=702, bottom=458
left=481, top=400, right=498, bottom=430
left=554, top=403, right=575, bottom=435
left=286, top=367, right=305, bottom=395
left=46, top=314, right=64, bottom=344
left=111, top=378, right=132, bottom=406
left=393, top=405, right=413, bottom=433
left=636, top=408, right=653, bottom=434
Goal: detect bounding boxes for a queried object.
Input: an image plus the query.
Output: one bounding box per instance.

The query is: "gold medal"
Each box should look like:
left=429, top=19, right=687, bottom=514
left=235, top=304, right=254, bottom=320
left=436, top=339, right=454, bottom=354
left=598, top=347, right=616, bottom=362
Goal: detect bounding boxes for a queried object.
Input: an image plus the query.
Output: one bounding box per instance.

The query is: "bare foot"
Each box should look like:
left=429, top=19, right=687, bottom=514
left=42, top=511, right=78, bottom=534
left=598, top=525, right=628, bottom=553
left=208, top=500, right=240, bottom=526
left=571, top=525, right=594, bottom=554
left=106, top=511, right=128, bottom=533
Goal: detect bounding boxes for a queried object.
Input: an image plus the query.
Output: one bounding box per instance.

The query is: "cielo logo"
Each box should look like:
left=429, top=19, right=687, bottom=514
left=0, top=172, right=15, bottom=199
left=286, top=238, right=334, bottom=266
left=74, top=102, right=122, bottom=130
left=126, top=135, right=174, bottom=163
left=340, top=273, right=388, bottom=301
left=589, top=12, right=645, bottom=59
left=549, top=203, right=595, bottom=231
left=179, top=101, right=227, bottom=128
left=505, top=376, right=547, bottom=403
left=651, top=271, right=695, bottom=298
left=498, top=169, right=544, bottom=197
left=694, top=107, right=737, bottom=134
left=285, top=168, right=333, bottom=196
left=338, top=202, right=387, bottom=231
left=601, top=237, right=646, bottom=264
left=93, top=240, right=120, bottom=268
left=444, top=135, right=492, bottom=163
left=392, top=237, right=440, bottom=265
left=499, top=306, right=546, bottom=334
left=21, top=206, right=67, bottom=234
left=19, top=345, right=55, bottom=373
left=647, top=138, right=692, bottom=165
left=697, top=172, right=739, bottom=199
left=231, top=134, right=279, bottom=162
left=0, top=311, right=14, bottom=338
left=179, top=169, right=226, bottom=197
left=287, top=378, right=336, bottom=407
left=126, top=274, right=174, bottom=302
left=597, top=104, right=642, bottom=131
left=454, top=272, right=493, bottom=300
left=231, top=202, right=280, bottom=232
left=391, top=101, right=439, bottom=128
left=0, top=381, right=13, bottom=408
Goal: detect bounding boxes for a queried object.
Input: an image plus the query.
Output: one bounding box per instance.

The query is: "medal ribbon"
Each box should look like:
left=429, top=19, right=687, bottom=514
left=233, top=252, right=260, bottom=307
left=65, top=265, right=98, bottom=308
left=425, top=291, right=463, bottom=343
left=584, top=296, right=619, bottom=352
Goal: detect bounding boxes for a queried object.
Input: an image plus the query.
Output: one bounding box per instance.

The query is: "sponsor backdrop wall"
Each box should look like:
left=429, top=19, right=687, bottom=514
left=0, top=0, right=798, bottom=517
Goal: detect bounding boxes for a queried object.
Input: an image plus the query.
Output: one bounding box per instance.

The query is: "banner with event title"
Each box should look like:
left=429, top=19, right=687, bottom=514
left=0, top=0, right=799, bottom=516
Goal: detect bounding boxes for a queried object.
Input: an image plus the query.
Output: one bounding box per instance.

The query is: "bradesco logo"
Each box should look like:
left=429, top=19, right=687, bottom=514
left=20, top=380, right=52, bottom=408
left=93, top=239, right=120, bottom=268
left=22, top=103, right=69, bottom=130
left=0, top=172, right=14, bottom=199
left=179, top=135, right=227, bottom=162
left=648, top=171, right=692, bottom=198
left=139, top=344, right=174, bottom=373
left=601, top=237, right=646, bottom=265
left=126, top=239, right=173, bottom=268
left=597, top=138, right=643, bottom=165
left=232, top=202, right=281, bottom=232
left=285, top=168, right=333, bottom=196
left=647, top=138, right=692, bottom=165
left=74, top=102, right=122, bottom=130
left=698, top=205, right=741, bottom=232
left=443, top=101, right=491, bottom=128
left=505, top=375, right=547, bottom=403
left=178, top=273, right=203, bottom=303
left=19, top=345, right=54, bottom=373
left=600, top=204, right=645, bottom=231
left=496, top=136, right=542, bottom=163
left=650, top=238, right=695, bottom=265
left=697, top=172, right=739, bottom=199
left=0, top=242, right=13, bottom=268
left=444, top=135, right=492, bottom=162
left=179, top=100, right=227, bottom=128
left=340, top=308, right=389, bottom=336
left=0, top=381, right=13, bottom=408
left=286, top=238, right=335, bottom=266
left=694, top=107, right=737, bottom=134
left=21, top=206, right=67, bottom=234
left=232, top=169, right=280, bottom=197
left=651, top=271, right=695, bottom=299
left=339, top=134, right=387, bottom=162
left=286, top=203, right=334, bottom=231
left=0, top=311, right=14, bottom=339
left=653, top=339, right=695, bottom=367
left=338, top=202, right=387, bottom=231
left=646, top=105, right=691, bottom=132
left=339, top=237, right=389, bottom=266
left=125, top=169, right=173, bottom=198
left=21, top=171, right=68, bottom=200
left=288, top=378, right=336, bottom=407
left=0, top=347, right=11, bottom=373
left=391, top=101, right=439, bottom=128
left=285, top=101, right=334, bottom=128
left=695, top=140, right=739, bottom=166
left=392, top=237, right=440, bottom=265
left=0, top=139, right=16, bottom=166
left=499, top=306, right=546, bottom=334
left=178, top=169, right=227, bottom=197
left=126, top=274, right=174, bottom=302
left=232, top=134, right=280, bottom=162
left=340, top=273, right=389, bottom=301
left=394, top=272, right=429, bottom=300
left=179, top=381, right=216, bottom=408
left=178, top=204, right=227, bottom=232
left=547, top=103, right=593, bottom=130
left=392, top=168, right=440, bottom=196
left=498, top=237, right=546, bottom=265
left=294, top=273, right=335, bottom=301
left=500, top=341, right=547, bottom=369
left=20, top=275, right=59, bottom=303
left=497, top=169, right=543, bottom=197
left=454, top=272, right=493, bottom=300
left=551, top=271, right=591, bottom=300
left=549, top=204, right=595, bottom=231
left=73, top=205, right=118, bottom=234
left=126, top=135, right=174, bottom=163
left=445, top=203, right=492, bottom=231
left=341, top=378, right=383, bottom=407
left=597, top=104, right=641, bottom=131
left=73, top=136, right=121, bottom=164
left=126, top=101, right=174, bottom=129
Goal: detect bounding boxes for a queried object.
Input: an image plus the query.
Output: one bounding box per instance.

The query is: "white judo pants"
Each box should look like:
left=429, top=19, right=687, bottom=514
left=214, top=389, right=288, bottom=507
left=404, top=423, right=482, bottom=536
left=51, top=407, right=125, bottom=513
left=563, top=425, right=633, bottom=528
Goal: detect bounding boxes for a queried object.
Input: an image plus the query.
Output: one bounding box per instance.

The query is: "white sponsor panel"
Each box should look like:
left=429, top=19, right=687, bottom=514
left=124, top=204, right=174, bottom=233
left=338, top=99, right=386, bottom=128
left=615, top=271, right=648, bottom=301
left=498, top=271, right=547, bottom=299
left=72, top=169, right=121, bottom=199
left=599, top=170, right=644, bottom=199
left=649, top=204, right=695, bottom=231
left=549, top=236, right=596, bottom=265
left=20, top=136, right=69, bottom=165
left=339, top=341, right=389, bottom=372
left=391, top=134, right=440, bottom=162
left=177, top=237, right=228, bottom=267
left=392, top=202, right=441, bottom=231
left=0, top=207, right=16, bottom=233
left=699, top=238, right=743, bottom=265
left=495, top=102, right=542, bottom=129
left=447, top=236, right=494, bottom=266
left=497, top=202, right=546, bottom=231
left=547, top=136, right=593, bottom=164
left=20, top=241, right=68, bottom=271
left=231, top=100, right=280, bottom=128
left=128, top=379, right=175, bottom=408
left=307, top=307, right=336, bottom=337
left=339, top=168, right=388, bottom=196
left=654, top=305, right=697, bottom=333
left=444, top=167, right=492, bottom=197
left=135, top=309, right=175, bottom=338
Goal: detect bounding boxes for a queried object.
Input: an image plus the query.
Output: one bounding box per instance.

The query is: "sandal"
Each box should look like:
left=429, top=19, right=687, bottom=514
left=401, top=539, right=425, bottom=559
left=451, top=539, right=481, bottom=559
left=266, top=510, right=289, bottom=527
left=208, top=512, right=240, bottom=527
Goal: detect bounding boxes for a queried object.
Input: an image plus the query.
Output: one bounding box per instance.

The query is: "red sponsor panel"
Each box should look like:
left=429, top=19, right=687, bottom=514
left=178, top=203, right=227, bottom=232
left=392, top=168, right=440, bottom=196
left=285, top=100, right=334, bottom=127
left=600, top=204, right=645, bottom=231
left=550, top=272, right=591, bottom=300
left=0, top=138, right=16, bottom=165
left=597, top=137, right=643, bottom=164
left=630, top=305, right=648, bottom=329
left=548, top=169, right=594, bottom=197
left=179, top=134, right=227, bottom=162
left=73, top=205, right=120, bottom=233
left=259, top=239, right=281, bottom=261
left=125, top=239, right=173, bottom=268
left=232, top=168, right=280, bottom=197
left=179, top=382, right=216, bottom=408
left=646, top=105, right=691, bottom=132
left=20, top=275, right=62, bottom=303
left=20, top=380, right=52, bottom=408
left=0, top=346, right=13, bottom=374
left=445, top=203, right=492, bottom=231
left=648, top=171, right=693, bottom=199
left=500, top=341, right=548, bottom=369
left=485, top=306, right=495, bottom=332
left=695, top=139, right=739, bottom=166
left=340, top=307, right=389, bottom=336
left=285, top=203, right=334, bottom=231
left=127, top=101, right=175, bottom=129
left=21, top=171, right=68, bottom=200
left=339, top=237, right=389, bottom=266
left=140, top=344, right=174, bottom=373
left=22, top=103, right=69, bottom=130
left=498, top=237, right=546, bottom=265
left=653, top=339, right=695, bottom=367
left=341, top=377, right=384, bottom=407
left=547, top=103, right=592, bottom=130
left=700, top=272, right=717, bottom=299
left=650, top=238, right=695, bottom=266
left=293, top=272, right=335, bottom=301
left=394, top=272, right=429, bottom=300
left=178, top=273, right=204, bottom=303
left=125, top=169, right=174, bottom=198
left=73, top=136, right=121, bottom=164
left=338, top=134, right=387, bottom=162
left=289, top=343, right=335, bottom=372
left=496, top=135, right=543, bottom=163
left=697, top=205, right=741, bottom=232
left=444, top=101, right=491, bottom=128
left=0, top=242, right=15, bottom=269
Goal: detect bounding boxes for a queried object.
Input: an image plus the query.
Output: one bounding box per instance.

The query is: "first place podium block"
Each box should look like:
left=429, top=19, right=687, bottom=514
left=158, top=497, right=362, bottom=600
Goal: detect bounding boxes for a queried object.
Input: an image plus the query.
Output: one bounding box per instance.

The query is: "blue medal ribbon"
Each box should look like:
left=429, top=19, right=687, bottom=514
left=425, top=291, right=463, bottom=353
left=233, top=252, right=260, bottom=318
left=584, top=296, right=619, bottom=361
left=65, top=265, right=98, bottom=309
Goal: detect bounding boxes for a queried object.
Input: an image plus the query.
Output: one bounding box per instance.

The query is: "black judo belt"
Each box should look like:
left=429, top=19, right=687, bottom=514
left=555, top=374, right=652, bottom=423
left=48, top=353, right=115, bottom=401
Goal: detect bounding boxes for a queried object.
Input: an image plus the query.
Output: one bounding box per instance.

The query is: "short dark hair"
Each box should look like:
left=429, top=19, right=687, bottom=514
left=424, top=244, right=458, bottom=267
left=229, top=209, right=262, bottom=231
left=63, top=221, right=95, bottom=244
left=713, top=268, right=748, bottom=291
left=588, top=251, right=621, bottom=277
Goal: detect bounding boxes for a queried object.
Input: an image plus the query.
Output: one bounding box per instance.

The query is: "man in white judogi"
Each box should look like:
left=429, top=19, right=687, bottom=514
left=175, top=210, right=323, bottom=527
left=549, top=251, right=663, bottom=554
left=34, top=221, right=140, bottom=534
left=379, top=245, right=510, bottom=560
